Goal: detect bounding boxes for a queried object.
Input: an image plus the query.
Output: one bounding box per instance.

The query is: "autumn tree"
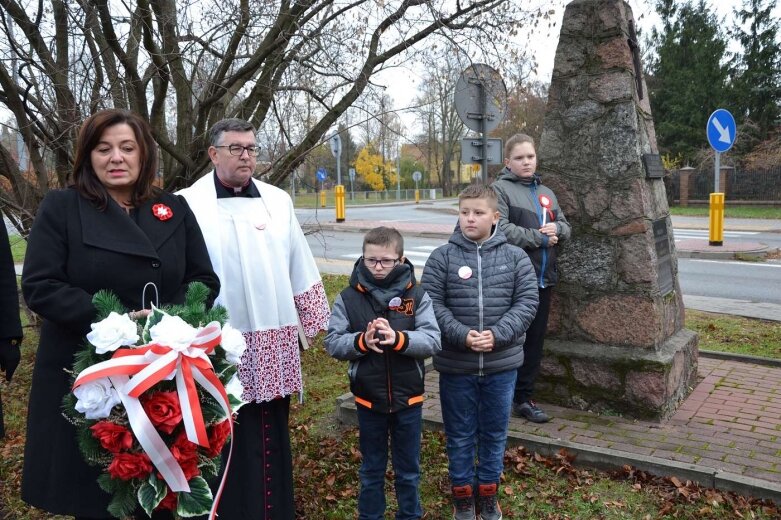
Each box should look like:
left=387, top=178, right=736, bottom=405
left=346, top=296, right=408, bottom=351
left=354, top=145, right=394, bottom=191
left=0, top=0, right=547, bottom=234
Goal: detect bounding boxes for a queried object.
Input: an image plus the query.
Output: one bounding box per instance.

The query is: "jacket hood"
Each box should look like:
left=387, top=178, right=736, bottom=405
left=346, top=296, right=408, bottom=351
left=448, top=221, right=508, bottom=252
left=497, top=166, right=541, bottom=186
left=349, top=257, right=416, bottom=307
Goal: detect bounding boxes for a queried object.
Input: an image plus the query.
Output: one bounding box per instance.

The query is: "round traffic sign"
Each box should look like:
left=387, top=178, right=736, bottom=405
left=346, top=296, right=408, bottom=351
left=454, top=64, right=507, bottom=133
left=707, top=109, right=737, bottom=153
left=316, top=168, right=327, bottom=182
left=412, top=171, right=422, bottom=182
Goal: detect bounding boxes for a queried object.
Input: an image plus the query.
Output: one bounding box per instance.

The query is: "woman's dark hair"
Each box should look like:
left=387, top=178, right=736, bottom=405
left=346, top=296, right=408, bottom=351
left=72, top=109, right=158, bottom=210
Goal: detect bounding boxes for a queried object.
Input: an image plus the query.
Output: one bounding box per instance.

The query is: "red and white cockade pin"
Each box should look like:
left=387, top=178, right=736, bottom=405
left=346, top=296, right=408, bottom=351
left=152, top=203, right=173, bottom=221
left=538, top=195, right=552, bottom=226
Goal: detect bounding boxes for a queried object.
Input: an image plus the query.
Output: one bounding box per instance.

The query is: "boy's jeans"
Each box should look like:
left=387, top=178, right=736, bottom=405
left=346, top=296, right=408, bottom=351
left=356, top=405, right=423, bottom=520
left=439, top=370, right=517, bottom=486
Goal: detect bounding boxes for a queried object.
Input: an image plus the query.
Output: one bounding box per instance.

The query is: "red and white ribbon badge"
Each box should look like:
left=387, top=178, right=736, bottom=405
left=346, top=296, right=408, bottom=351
left=538, top=194, right=552, bottom=226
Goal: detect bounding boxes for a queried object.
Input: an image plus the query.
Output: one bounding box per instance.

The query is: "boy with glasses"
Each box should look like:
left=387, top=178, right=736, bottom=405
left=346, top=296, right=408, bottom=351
left=325, top=226, right=441, bottom=520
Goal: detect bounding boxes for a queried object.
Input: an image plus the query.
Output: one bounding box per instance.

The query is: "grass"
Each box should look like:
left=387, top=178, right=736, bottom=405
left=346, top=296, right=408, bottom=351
left=686, top=309, right=781, bottom=359
left=2, top=275, right=781, bottom=519
left=8, top=234, right=26, bottom=263
left=669, top=205, right=781, bottom=219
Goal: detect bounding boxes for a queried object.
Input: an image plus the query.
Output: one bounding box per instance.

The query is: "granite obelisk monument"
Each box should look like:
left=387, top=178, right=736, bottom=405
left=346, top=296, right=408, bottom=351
left=535, top=0, right=698, bottom=419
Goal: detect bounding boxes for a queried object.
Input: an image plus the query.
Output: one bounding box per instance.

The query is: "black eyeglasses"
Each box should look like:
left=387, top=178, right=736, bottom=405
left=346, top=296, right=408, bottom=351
left=363, top=257, right=400, bottom=269
left=214, top=144, right=259, bottom=157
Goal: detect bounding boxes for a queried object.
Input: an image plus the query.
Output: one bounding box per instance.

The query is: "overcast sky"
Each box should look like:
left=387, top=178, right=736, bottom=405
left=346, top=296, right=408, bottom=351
left=385, top=0, right=780, bottom=132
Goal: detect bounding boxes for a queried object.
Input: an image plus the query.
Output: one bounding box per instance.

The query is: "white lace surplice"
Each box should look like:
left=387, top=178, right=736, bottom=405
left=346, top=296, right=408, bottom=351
left=179, top=176, right=330, bottom=402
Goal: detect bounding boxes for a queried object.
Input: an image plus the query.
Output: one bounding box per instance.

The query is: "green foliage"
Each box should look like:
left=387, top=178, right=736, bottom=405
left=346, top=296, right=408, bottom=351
left=729, top=0, right=781, bottom=142
left=198, top=455, right=220, bottom=482
left=92, top=290, right=127, bottom=321
left=138, top=474, right=168, bottom=517
left=649, top=0, right=730, bottom=161
left=75, top=418, right=106, bottom=464
left=97, top=472, right=120, bottom=494
left=176, top=476, right=213, bottom=517
left=106, top=478, right=138, bottom=519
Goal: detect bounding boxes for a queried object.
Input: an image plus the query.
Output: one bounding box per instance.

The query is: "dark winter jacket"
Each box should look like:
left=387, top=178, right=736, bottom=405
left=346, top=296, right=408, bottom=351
left=492, top=167, right=571, bottom=288
left=421, top=226, right=539, bottom=375
left=20, top=188, right=219, bottom=517
left=325, top=259, right=440, bottom=413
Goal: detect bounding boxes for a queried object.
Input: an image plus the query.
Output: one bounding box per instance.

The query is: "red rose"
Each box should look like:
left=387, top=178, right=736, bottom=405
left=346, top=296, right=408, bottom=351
left=156, top=490, right=177, bottom=511
left=171, top=432, right=200, bottom=480
left=90, top=421, right=134, bottom=453
left=142, top=391, right=182, bottom=435
left=205, top=420, right=231, bottom=458
left=107, top=452, right=153, bottom=480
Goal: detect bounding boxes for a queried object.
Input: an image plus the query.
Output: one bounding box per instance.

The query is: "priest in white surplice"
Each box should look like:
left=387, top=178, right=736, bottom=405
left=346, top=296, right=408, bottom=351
left=179, top=119, right=330, bottom=520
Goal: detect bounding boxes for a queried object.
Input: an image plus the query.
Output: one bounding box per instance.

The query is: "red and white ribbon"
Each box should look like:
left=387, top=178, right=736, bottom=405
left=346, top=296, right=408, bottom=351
left=73, top=321, right=235, bottom=518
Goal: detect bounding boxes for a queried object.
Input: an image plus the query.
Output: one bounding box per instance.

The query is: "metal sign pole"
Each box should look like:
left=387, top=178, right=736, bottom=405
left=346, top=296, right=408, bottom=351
left=714, top=151, right=720, bottom=193
left=480, top=81, right=488, bottom=183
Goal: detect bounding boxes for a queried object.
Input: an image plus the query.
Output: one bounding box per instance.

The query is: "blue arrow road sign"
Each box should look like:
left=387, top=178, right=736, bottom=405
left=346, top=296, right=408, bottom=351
left=707, top=109, right=736, bottom=153
left=316, top=168, right=327, bottom=182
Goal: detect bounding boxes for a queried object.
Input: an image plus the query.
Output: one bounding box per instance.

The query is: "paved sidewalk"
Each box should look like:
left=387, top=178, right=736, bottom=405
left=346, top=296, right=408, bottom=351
left=337, top=354, right=781, bottom=503
left=325, top=209, right=781, bottom=502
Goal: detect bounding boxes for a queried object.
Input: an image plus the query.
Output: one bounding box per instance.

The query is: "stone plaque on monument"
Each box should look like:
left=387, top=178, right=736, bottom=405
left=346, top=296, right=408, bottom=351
left=653, top=219, right=674, bottom=296
left=535, top=0, right=698, bottom=419
left=642, top=153, right=665, bottom=179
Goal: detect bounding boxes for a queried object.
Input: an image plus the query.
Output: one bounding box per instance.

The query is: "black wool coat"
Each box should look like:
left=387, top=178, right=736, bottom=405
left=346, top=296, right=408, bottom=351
left=1, top=223, right=23, bottom=438
left=20, top=188, right=220, bottom=517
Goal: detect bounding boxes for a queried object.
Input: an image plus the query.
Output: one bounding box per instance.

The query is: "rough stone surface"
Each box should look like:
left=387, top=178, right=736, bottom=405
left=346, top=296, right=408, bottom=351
left=557, top=235, right=615, bottom=289
left=537, top=0, right=697, bottom=418
left=571, top=360, right=622, bottom=390
left=626, top=370, right=667, bottom=408
left=540, top=357, right=568, bottom=378
left=617, top=234, right=655, bottom=284
left=576, top=295, right=661, bottom=347
left=597, top=37, right=633, bottom=70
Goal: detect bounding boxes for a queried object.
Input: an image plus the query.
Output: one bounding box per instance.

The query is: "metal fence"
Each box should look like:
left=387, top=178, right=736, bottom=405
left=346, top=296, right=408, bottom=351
left=288, top=188, right=445, bottom=206
left=670, top=165, right=781, bottom=202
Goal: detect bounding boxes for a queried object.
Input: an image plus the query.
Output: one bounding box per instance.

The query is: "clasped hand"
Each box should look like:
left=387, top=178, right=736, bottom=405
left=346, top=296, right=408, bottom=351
left=0, top=338, right=22, bottom=382
left=466, top=329, right=495, bottom=352
left=364, top=318, right=396, bottom=354
left=540, top=223, right=558, bottom=246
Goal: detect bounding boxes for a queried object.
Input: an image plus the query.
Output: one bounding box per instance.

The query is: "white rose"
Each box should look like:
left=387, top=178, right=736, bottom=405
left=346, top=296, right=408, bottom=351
left=74, top=378, right=121, bottom=419
left=220, top=324, right=247, bottom=365
left=149, top=314, right=198, bottom=352
left=225, top=373, right=245, bottom=401
left=87, top=312, right=139, bottom=354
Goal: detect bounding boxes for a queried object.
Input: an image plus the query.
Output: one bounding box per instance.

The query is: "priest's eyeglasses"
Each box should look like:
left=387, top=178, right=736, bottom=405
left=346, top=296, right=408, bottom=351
left=214, top=145, right=259, bottom=157
left=362, top=257, right=400, bottom=269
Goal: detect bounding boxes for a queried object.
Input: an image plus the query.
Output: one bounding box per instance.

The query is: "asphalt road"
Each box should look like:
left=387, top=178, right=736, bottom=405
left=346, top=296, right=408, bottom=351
left=305, top=228, right=781, bottom=306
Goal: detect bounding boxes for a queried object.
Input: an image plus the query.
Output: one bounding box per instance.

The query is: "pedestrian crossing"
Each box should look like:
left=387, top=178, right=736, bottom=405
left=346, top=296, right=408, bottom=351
left=338, top=229, right=760, bottom=266
left=341, top=245, right=443, bottom=267
left=673, top=229, right=758, bottom=241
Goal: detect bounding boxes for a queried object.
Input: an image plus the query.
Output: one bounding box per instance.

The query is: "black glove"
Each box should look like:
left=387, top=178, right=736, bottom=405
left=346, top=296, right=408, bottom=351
left=0, top=338, right=21, bottom=382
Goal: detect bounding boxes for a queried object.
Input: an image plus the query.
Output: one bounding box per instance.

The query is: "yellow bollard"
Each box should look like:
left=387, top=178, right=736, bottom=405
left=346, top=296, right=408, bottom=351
left=335, top=185, right=345, bottom=222
left=709, top=192, right=724, bottom=246
left=320, top=189, right=326, bottom=208
left=415, top=189, right=420, bottom=204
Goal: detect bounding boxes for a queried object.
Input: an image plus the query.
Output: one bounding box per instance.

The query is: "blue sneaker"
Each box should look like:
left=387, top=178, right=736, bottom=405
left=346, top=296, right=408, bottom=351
left=512, top=400, right=550, bottom=423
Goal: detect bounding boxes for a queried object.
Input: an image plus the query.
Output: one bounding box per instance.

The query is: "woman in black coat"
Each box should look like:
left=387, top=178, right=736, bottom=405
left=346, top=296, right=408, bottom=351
left=21, top=109, right=220, bottom=519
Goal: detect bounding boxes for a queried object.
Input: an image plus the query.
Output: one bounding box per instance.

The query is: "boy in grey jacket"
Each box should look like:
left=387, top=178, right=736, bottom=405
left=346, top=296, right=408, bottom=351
left=325, top=226, right=440, bottom=520
left=422, top=184, right=538, bottom=520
